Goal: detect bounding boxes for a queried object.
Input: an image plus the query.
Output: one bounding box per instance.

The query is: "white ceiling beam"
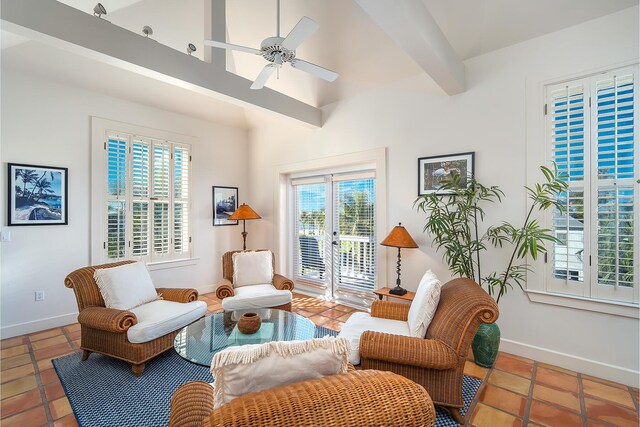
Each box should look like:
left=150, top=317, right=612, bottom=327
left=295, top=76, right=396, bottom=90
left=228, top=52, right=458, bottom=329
left=0, top=0, right=322, bottom=127
left=204, top=0, right=226, bottom=68
left=354, top=0, right=465, bottom=95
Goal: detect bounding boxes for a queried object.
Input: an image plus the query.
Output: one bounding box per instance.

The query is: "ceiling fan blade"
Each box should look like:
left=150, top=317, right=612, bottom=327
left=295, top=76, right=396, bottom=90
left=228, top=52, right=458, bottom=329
left=290, top=59, right=338, bottom=82
left=250, top=65, right=276, bottom=90
left=203, top=40, right=262, bottom=55
left=281, top=16, right=319, bottom=50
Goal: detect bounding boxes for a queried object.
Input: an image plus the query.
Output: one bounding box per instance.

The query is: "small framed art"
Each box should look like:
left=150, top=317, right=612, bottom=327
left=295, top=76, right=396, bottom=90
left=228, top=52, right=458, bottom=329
left=8, top=163, right=68, bottom=225
left=418, top=152, right=474, bottom=195
left=212, top=186, right=238, bottom=226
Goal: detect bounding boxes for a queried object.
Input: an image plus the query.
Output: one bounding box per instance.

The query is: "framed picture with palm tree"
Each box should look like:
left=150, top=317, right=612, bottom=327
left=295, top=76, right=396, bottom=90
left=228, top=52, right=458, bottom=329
left=8, top=163, right=68, bottom=226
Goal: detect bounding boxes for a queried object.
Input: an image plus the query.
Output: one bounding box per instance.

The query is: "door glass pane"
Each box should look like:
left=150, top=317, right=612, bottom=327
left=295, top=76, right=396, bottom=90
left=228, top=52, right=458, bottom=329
left=294, top=183, right=326, bottom=282
left=334, top=178, right=376, bottom=292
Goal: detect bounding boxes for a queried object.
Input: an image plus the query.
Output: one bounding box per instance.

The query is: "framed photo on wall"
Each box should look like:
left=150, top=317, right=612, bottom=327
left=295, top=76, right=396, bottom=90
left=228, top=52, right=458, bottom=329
left=8, top=163, right=68, bottom=226
left=418, top=152, right=474, bottom=196
left=213, top=186, right=238, bottom=226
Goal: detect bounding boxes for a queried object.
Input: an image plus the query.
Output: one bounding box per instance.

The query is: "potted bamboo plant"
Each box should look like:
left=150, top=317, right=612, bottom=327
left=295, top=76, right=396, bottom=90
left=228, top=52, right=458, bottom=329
left=415, top=164, right=567, bottom=367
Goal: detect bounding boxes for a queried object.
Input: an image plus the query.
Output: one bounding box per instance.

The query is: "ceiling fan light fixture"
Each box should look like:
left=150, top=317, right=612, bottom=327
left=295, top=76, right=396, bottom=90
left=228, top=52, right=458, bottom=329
left=93, top=3, right=107, bottom=17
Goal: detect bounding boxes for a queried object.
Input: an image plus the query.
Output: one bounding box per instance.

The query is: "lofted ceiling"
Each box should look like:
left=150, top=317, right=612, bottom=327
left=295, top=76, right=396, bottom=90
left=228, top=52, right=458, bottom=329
left=1, top=0, right=637, bottom=129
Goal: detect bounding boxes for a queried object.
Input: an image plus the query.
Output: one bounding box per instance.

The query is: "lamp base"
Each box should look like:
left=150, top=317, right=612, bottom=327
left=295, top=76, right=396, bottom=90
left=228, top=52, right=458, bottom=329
left=389, top=286, right=407, bottom=296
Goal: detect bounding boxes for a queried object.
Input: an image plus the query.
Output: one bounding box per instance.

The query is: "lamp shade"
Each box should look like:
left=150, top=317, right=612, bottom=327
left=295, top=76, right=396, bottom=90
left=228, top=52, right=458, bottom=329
left=228, top=203, right=261, bottom=221
left=380, top=223, right=418, bottom=248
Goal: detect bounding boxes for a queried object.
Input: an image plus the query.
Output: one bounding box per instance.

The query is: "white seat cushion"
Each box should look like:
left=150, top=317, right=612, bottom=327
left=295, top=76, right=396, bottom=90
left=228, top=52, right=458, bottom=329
left=127, top=300, right=207, bottom=344
left=338, top=312, right=411, bottom=365
left=222, top=284, right=292, bottom=311
left=94, top=262, right=159, bottom=310
left=407, top=270, right=442, bottom=338
left=210, top=337, right=351, bottom=408
left=232, top=251, right=274, bottom=287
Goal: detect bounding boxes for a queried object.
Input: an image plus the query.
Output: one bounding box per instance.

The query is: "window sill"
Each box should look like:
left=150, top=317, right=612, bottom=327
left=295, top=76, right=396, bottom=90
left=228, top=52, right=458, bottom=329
left=147, top=258, right=199, bottom=271
left=525, top=289, right=639, bottom=319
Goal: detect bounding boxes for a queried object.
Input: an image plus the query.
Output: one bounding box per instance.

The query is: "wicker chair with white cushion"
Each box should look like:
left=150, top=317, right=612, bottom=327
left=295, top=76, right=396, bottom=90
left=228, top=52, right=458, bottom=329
left=215, top=250, right=294, bottom=312
left=65, top=261, right=207, bottom=376
left=338, top=271, right=499, bottom=423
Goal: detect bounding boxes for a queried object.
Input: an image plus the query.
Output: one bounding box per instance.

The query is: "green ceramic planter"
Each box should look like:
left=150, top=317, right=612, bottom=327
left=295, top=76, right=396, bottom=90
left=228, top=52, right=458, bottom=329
left=472, top=323, right=500, bottom=368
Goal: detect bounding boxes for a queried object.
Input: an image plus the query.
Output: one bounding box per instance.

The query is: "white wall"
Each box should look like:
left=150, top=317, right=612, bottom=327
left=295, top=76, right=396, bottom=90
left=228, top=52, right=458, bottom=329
left=248, top=7, right=640, bottom=386
left=0, top=69, right=249, bottom=337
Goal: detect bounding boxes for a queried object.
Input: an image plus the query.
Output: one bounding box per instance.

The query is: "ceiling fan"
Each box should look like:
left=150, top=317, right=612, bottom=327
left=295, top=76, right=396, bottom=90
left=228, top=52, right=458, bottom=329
left=204, top=0, right=338, bottom=90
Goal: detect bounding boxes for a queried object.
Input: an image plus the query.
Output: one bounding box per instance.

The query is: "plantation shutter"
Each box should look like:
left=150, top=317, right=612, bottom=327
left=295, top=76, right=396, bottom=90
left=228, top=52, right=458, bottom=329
left=591, top=71, right=636, bottom=302
left=106, top=133, right=129, bottom=260
left=131, top=137, right=150, bottom=259
left=103, top=131, right=191, bottom=263
left=152, top=140, right=171, bottom=260
left=547, top=82, right=589, bottom=294
left=292, top=177, right=327, bottom=283
left=333, top=173, right=377, bottom=292
left=546, top=65, right=638, bottom=304
left=173, top=144, right=191, bottom=255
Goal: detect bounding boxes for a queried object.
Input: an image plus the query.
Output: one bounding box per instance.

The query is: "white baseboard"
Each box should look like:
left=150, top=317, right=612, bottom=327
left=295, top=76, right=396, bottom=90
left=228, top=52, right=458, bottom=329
left=500, top=338, right=640, bottom=388
left=1, top=312, right=79, bottom=339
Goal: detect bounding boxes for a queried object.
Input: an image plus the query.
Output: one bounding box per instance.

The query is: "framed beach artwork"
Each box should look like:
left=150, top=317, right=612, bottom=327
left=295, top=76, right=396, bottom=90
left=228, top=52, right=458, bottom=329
left=418, top=152, right=474, bottom=196
left=212, top=186, right=238, bottom=226
left=8, top=163, right=68, bottom=226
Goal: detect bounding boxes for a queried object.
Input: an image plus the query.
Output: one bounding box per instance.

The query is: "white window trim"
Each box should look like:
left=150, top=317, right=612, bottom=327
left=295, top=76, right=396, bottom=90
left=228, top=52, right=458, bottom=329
left=274, top=148, right=388, bottom=296
left=91, top=117, right=198, bottom=267
left=526, top=61, right=639, bottom=318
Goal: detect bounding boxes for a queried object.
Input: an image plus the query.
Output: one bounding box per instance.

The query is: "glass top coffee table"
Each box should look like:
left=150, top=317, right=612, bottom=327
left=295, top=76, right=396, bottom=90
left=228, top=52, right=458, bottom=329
left=174, top=309, right=316, bottom=366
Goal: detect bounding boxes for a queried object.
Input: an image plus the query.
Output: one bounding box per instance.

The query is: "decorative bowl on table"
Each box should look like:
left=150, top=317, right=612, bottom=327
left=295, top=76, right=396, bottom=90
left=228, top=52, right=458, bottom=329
left=237, top=312, right=262, bottom=334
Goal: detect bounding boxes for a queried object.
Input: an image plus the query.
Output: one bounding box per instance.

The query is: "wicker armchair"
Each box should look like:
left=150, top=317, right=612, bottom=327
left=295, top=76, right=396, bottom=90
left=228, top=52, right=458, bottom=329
left=215, top=250, right=294, bottom=311
left=168, top=370, right=436, bottom=427
left=358, top=278, right=499, bottom=424
left=64, top=261, right=201, bottom=376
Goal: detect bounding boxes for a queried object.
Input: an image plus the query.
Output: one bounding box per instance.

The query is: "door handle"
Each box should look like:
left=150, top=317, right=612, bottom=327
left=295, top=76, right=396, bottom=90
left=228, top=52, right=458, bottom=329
left=332, top=241, right=338, bottom=245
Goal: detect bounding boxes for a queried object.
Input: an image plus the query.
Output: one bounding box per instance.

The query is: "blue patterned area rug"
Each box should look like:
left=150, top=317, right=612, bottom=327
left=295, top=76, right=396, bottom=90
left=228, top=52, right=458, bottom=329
left=54, top=325, right=480, bottom=427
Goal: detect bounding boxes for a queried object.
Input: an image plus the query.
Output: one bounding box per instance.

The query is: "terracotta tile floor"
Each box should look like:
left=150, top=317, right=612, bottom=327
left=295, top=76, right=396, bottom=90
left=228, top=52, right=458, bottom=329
left=1, top=292, right=638, bottom=426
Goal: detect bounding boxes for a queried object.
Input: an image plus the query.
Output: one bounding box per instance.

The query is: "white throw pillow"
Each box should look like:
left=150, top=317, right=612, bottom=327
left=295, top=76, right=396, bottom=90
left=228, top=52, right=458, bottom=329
left=210, top=336, right=351, bottom=408
left=232, top=251, right=274, bottom=287
left=406, top=270, right=442, bottom=338
left=94, top=262, right=158, bottom=311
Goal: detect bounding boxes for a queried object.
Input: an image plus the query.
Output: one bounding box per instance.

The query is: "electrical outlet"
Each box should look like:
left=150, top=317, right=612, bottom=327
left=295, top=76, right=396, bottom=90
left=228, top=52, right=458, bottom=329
left=1, top=230, right=10, bottom=241
left=35, top=291, right=45, bottom=301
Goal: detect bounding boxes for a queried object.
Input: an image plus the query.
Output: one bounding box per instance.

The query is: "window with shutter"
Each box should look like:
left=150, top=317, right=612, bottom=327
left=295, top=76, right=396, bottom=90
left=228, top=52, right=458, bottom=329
left=102, top=131, right=191, bottom=263
left=173, top=145, right=190, bottom=255
left=545, top=66, right=638, bottom=304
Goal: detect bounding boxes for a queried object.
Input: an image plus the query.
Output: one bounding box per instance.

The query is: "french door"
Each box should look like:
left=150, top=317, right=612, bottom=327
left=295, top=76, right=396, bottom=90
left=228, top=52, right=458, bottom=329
left=292, top=172, right=377, bottom=305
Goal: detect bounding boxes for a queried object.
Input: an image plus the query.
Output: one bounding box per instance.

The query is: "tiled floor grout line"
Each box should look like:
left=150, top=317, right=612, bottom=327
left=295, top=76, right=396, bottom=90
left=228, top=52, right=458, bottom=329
left=464, top=378, right=486, bottom=425
left=522, top=361, right=536, bottom=426
left=26, top=334, right=55, bottom=425
left=577, top=373, right=588, bottom=427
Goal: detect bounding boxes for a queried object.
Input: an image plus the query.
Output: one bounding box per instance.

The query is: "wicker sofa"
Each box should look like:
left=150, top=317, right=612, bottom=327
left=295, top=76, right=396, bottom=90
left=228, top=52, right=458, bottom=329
left=64, top=261, right=202, bottom=376
left=215, top=250, right=294, bottom=311
left=168, top=370, right=436, bottom=427
left=355, top=278, right=499, bottom=423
